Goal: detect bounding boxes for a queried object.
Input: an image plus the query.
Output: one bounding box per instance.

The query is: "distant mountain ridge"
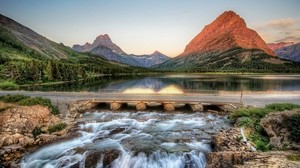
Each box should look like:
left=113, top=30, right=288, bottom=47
left=273, top=42, right=300, bottom=62
left=267, top=42, right=294, bottom=51
left=0, top=14, right=70, bottom=59
left=72, top=35, right=170, bottom=67
left=156, top=11, right=299, bottom=72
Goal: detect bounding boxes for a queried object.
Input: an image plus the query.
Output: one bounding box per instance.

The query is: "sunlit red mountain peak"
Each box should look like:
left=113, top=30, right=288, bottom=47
left=181, top=10, right=275, bottom=56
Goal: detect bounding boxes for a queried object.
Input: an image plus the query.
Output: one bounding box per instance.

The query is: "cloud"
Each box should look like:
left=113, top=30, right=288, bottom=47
left=265, top=18, right=296, bottom=30
left=252, top=18, right=300, bottom=43
left=275, top=36, right=300, bottom=43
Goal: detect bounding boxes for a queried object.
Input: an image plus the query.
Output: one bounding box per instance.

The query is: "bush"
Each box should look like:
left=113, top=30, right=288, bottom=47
left=249, top=133, right=270, bottom=152
left=32, top=127, right=43, bottom=138
left=48, top=123, right=67, bottom=133
left=287, top=113, right=300, bottom=142
left=0, top=80, right=19, bottom=90
left=18, top=97, right=59, bottom=115
left=266, top=103, right=300, bottom=111
left=0, top=94, right=29, bottom=103
left=229, top=107, right=272, bottom=123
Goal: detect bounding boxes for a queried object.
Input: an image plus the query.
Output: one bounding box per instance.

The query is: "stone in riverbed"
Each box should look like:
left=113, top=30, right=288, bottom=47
left=84, top=150, right=120, bottom=168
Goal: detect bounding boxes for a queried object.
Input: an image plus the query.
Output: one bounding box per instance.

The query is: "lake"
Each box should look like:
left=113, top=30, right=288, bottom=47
left=21, top=74, right=300, bottom=93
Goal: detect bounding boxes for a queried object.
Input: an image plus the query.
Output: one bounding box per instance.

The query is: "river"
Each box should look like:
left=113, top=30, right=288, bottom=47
left=20, top=111, right=229, bottom=168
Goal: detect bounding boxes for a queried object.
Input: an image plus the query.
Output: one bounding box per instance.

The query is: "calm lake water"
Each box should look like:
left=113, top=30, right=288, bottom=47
left=21, top=74, right=300, bottom=93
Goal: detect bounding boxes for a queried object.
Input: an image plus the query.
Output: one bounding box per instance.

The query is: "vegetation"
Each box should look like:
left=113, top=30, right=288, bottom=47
left=0, top=94, right=59, bottom=115
left=287, top=113, right=300, bottom=142
left=32, top=127, right=43, bottom=138
left=0, top=25, right=152, bottom=90
left=287, top=153, right=300, bottom=161
left=0, top=80, right=19, bottom=90
left=48, top=123, right=67, bottom=133
left=229, top=103, right=300, bottom=151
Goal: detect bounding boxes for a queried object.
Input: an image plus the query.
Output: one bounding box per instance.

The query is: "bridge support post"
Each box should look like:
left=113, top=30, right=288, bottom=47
left=189, top=103, right=203, bottom=112
left=136, top=102, right=147, bottom=111
left=110, top=102, right=122, bottom=111
left=163, top=103, right=175, bottom=111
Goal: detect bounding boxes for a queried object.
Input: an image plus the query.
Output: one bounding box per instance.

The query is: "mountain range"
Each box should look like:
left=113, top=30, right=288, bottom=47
left=72, top=34, right=170, bottom=67
left=0, top=11, right=299, bottom=73
left=156, top=11, right=299, bottom=72
left=269, top=42, right=300, bottom=62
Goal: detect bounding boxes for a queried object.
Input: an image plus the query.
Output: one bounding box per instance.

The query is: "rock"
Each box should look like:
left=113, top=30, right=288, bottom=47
left=163, top=103, right=175, bottom=111
left=211, top=128, right=249, bottom=152
left=102, top=150, right=120, bottom=166
left=109, top=128, right=125, bottom=136
left=206, top=151, right=255, bottom=168
left=110, top=102, right=122, bottom=111
left=234, top=151, right=300, bottom=168
left=189, top=104, right=203, bottom=112
left=136, top=102, right=146, bottom=111
left=260, top=109, right=300, bottom=149
left=85, top=151, right=102, bottom=168
left=84, top=150, right=120, bottom=168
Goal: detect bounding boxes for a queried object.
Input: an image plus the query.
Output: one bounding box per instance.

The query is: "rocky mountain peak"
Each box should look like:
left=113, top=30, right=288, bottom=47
left=181, top=10, right=274, bottom=56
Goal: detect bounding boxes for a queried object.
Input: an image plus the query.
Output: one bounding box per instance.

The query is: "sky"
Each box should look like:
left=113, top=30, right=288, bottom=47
left=0, top=0, right=299, bottom=57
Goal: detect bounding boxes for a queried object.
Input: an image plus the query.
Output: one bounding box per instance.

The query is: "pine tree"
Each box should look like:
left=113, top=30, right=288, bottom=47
left=46, top=60, right=53, bottom=81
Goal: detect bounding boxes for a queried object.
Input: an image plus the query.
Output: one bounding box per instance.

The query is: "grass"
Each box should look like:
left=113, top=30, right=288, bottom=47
left=287, top=153, right=300, bottom=162
left=0, top=94, right=59, bottom=115
left=0, top=80, right=19, bottom=90
left=48, top=123, right=67, bottom=134
left=229, top=103, right=300, bottom=151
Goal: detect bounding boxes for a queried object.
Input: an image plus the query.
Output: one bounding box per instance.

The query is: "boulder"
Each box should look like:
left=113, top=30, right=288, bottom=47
left=260, top=109, right=300, bottom=149
left=207, top=151, right=255, bottom=168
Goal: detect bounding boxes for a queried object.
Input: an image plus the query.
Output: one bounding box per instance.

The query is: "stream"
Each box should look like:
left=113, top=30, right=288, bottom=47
left=20, top=111, right=230, bottom=168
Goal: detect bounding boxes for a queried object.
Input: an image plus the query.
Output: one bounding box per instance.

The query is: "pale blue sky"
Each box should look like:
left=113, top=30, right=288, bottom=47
left=0, top=0, right=299, bottom=56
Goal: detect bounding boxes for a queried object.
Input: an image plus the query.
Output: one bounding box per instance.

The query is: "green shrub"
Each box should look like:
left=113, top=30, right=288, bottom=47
left=0, top=94, right=29, bottom=103
left=18, top=97, right=59, bottom=115
left=287, top=113, right=300, bottom=142
left=249, top=133, right=270, bottom=152
left=48, top=123, right=67, bottom=133
left=32, top=127, right=43, bottom=138
left=266, top=103, right=300, bottom=111
left=0, top=80, right=19, bottom=90
left=229, top=107, right=272, bottom=122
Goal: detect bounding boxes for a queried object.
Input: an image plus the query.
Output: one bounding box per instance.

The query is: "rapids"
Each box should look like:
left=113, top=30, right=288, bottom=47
left=20, top=111, right=229, bottom=168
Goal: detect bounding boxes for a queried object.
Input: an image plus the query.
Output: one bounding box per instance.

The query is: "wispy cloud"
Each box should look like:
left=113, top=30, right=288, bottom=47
left=252, top=18, right=300, bottom=43
left=265, top=18, right=296, bottom=30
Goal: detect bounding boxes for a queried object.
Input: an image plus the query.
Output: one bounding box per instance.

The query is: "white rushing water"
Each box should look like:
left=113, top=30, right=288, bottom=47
left=21, top=111, right=229, bottom=168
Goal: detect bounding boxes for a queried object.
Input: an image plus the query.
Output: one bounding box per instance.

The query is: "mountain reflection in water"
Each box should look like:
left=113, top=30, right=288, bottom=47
left=22, top=74, right=300, bottom=93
